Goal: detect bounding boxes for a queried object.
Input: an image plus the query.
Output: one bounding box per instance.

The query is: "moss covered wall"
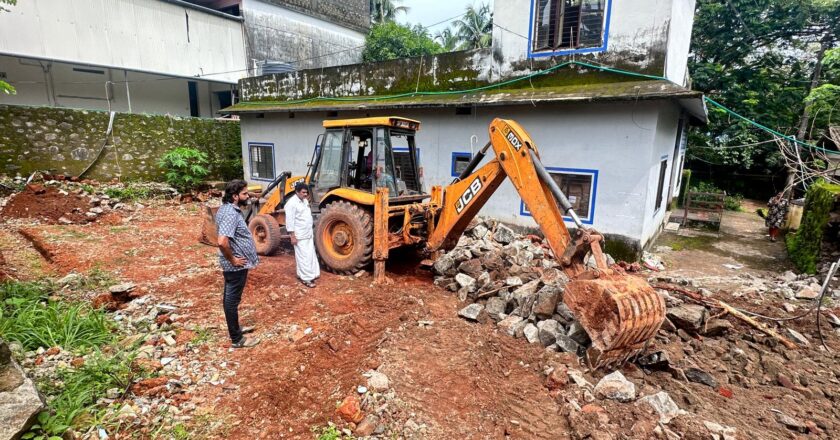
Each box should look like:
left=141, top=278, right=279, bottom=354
left=239, top=48, right=662, bottom=103
left=786, top=180, right=840, bottom=274
left=0, top=105, right=241, bottom=181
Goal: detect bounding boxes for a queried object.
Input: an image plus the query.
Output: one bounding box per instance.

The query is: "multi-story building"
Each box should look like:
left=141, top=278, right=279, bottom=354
left=0, top=0, right=368, bottom=117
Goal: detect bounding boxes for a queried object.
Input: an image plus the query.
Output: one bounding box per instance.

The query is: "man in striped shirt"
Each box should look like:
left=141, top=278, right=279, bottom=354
left=216, top=180, right=260, bottom=348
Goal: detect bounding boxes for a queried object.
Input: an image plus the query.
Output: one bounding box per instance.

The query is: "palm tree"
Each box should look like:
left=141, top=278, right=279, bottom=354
left=370, top=0, right=410, bottom=24
left=454, top=3, right=493, bottom=50
left=434, top=27, right=460, bottom=52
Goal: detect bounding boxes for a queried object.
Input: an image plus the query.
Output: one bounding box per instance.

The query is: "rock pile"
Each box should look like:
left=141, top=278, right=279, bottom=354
left=434, top=218, right=613, bottom=355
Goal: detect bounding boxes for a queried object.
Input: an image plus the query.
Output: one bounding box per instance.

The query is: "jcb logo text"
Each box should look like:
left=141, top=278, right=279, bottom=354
left=455, top=177, right=483, bottom=214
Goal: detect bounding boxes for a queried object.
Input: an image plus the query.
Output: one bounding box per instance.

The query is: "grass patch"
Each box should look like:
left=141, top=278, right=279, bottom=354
left=103, top=184, right=153, bottom=202
left=189, top=327, right=215, bottom=347
left=0, top=281, right=114, bottom=352
left=0, top=279, right=145, bottom=439
left=313, top=423, right=355, bottom=440
left=29, top=350, right=140, bottom=439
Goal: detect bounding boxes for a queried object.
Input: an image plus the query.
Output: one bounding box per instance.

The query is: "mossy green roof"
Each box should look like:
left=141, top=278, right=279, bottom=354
left=223, top=79, right=704, bottom=116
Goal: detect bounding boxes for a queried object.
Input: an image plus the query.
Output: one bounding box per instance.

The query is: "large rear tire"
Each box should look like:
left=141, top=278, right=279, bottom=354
left=315, top=201, right=373, bottom=274
left=249, top=214, right=283, bottom=255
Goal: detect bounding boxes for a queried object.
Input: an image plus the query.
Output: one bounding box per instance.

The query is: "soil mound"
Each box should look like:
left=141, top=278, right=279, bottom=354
left=1, top=184, right=91, bottom=224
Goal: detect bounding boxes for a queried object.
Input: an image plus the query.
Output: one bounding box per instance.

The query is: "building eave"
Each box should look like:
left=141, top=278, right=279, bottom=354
left=222, top=79, right=705, bottom=115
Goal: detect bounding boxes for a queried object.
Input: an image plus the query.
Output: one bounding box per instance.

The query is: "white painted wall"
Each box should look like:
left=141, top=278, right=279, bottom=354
left=238, top=101, right=684, bottom=247
left=665, top=0, right=697, bottom=85
left=641, top=103, right=681, bottom=244
left=242, top=0, right=366, bottom=70
left=0, top=0, right=247, bottom=83
left=492, top=0, right=690, bottom=79
left=0, top=55, right=234, bottom=117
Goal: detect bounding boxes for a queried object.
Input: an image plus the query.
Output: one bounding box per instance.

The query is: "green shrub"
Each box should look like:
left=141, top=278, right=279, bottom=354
left=786, top=180, right=840, bottom=273
left=0, top=281, right=114, bottom=351
left=158, top=147, right=209, bottom=192
left=103, top=184, right=152, bottom=201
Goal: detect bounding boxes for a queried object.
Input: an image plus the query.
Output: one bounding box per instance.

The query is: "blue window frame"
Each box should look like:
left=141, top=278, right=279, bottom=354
left=520, top=167, right=598, bottom=225
left=528, top=0, right=612, bottom=58
left=248, top=142, right=275, bottom=181
left=451, top=152, right=472, bottom=177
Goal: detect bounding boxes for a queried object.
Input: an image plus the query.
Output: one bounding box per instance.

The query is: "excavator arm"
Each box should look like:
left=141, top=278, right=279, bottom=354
left=426, top=118, right=665, bottom=368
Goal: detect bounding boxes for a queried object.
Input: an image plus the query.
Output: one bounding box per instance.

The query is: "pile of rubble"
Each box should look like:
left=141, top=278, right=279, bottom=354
left=433, top=218, right=609, bottom=355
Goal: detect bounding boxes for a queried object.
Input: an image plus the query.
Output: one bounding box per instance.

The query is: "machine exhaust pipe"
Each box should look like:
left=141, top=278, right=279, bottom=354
left=452, top=141, right=492, bottom=184
left=529, top=150, right=584, bottom=228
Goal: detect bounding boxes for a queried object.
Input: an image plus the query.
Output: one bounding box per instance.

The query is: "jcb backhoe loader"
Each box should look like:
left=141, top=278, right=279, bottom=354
left=202, top=116, right=665, bottom=368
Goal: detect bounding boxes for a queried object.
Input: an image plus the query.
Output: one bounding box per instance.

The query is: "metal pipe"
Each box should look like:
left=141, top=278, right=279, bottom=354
left=529, top=149, right=584, bottom=228
left=124, top=70, right=132, bottom=113
left=453, top=141, right=491, bottom=183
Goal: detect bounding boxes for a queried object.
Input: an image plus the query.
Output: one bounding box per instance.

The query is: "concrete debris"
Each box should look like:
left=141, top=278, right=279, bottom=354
left=366, top=371, right=390, bottom=393
left=637, top=391, right=685, bottom=424
left=0, top=339, right=45, bottom=440
left=703, top=421, right=737, bottom=440
left=702, top=319, right=733, bottom=337
left=523, top=323, right=540, bottom=344
left=458, top=303, right=484, bottom=322
left=536, top=319, right=563, bottom=347
left=684, top=367, right=718, bottom=388
left=666, top=304, right=707, bottom=332
left=497, top=315, right=525, bottom=337
left=795, top=285, right=821, bottom=300
left=594, top=371, right=635, bottom=402
left=786, top=328, right=810, bottom=346
left=773, top=410, right=807, bottom=432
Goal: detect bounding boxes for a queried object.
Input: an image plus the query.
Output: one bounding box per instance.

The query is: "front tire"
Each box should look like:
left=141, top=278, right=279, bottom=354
left=249, top=214, right=282, bottom=255
left=315, top=201, right=373, bottom=274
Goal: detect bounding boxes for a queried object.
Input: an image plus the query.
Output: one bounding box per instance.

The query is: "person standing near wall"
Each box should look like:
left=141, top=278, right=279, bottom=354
left=766, top=192, right=789, bottom=242
left=285, top=183, right=320, bottom=287
left=216, top=180, right=260, bottom=348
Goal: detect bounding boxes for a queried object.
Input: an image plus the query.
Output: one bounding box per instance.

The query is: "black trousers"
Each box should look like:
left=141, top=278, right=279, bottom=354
left=222, top=269, right=248, bottom=343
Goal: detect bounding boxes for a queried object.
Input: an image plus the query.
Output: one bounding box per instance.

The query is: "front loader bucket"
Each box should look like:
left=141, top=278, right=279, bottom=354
left=563, top=272, right=665, bottom=369
left=199, top=205, right=219, bottom=246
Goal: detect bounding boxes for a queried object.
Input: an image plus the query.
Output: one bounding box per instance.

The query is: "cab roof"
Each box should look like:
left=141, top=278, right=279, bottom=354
left=322, top=117, right=420, bottom=131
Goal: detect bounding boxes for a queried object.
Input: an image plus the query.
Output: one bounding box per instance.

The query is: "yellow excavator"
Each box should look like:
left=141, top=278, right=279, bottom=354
left=202, top=116, right=665, bottom=368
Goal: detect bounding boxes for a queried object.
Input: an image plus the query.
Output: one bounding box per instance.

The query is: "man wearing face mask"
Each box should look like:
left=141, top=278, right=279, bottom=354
left=216, top=179, right=260, bottom=348
left=285, top=182, right=320, bottom=288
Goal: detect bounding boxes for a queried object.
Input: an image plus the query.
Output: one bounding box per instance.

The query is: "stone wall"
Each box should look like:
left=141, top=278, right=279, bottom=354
left=0, top=105, right=241, bottom=182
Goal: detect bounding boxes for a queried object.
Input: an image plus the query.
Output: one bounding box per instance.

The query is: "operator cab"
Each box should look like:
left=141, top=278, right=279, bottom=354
left=307, top=117, right=426, bottom=204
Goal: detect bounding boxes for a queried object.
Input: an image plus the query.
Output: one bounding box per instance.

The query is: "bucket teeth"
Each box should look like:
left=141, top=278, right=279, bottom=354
left=564, top=273, right=665, bottom=370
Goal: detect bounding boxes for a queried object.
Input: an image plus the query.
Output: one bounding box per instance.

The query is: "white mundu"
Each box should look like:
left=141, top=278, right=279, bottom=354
left=284, top=195, right=320, bottom=282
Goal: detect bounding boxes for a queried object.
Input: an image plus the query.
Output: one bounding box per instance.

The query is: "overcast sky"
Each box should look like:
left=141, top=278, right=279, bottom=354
left=398, top=0, right=494, bottom=32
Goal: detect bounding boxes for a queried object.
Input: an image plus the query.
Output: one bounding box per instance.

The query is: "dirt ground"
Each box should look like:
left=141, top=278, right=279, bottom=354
left=2, top=198, right=840, bottom=439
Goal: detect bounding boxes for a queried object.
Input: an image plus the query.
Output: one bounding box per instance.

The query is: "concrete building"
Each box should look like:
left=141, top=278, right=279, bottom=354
left=0, top=0, right=368, bottom=117
left=225, top=0, right=707, bottom=258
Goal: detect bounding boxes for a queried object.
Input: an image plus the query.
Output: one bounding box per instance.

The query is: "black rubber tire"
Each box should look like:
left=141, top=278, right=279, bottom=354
left=315, top=201, right=373, bottom=274
left=249, top=214, right=283, bottom=255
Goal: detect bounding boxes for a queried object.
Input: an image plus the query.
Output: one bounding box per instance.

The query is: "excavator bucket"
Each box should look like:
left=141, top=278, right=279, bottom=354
left=199, top=205, right=219, bottom=246
left=563, top=272, right=666, bottom=369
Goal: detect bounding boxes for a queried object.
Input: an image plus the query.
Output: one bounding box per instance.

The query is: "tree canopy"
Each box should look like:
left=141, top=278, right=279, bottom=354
left=370, top=0, right=409, bottom=24
left=688, top=0, right=840, bottom=173
left=362, top=21, right=443, bottom=62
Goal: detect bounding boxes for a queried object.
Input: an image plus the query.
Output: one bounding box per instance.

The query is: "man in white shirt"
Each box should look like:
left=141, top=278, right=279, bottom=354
left=285, top=182, right=320, bottom=287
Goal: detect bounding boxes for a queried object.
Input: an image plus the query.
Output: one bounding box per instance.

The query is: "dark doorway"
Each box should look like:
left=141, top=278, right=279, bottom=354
left=188, top=81, right=199, bottom=117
